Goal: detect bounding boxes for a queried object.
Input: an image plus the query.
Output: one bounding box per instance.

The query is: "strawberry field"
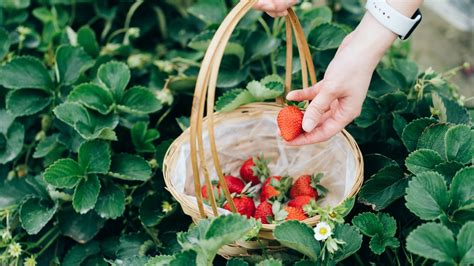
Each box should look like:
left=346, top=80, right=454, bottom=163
left=0, top=0, right=473, bottom=265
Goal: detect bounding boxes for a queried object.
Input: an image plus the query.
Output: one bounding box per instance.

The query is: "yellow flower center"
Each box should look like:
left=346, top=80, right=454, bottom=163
left=319, top=227, right=328, bottom=235
left=329, top=212, right=336, bottom=218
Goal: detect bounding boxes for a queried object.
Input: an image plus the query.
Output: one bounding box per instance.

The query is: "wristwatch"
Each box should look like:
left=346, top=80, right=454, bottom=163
left=365, top=0, right=422, bottom=40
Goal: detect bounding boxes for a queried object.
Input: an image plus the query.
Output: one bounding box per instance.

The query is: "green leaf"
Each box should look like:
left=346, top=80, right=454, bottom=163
left=377, top=91, right=408, bottom=113
left=273, top=221, right=320, bottom=261
left=139, top=194, right=176, bottom=227
left=449, top=167, right=474, bottom=211
left=256, top=259, right=283, bottom=266
left=118, top=86, right=162, bottom=115
left=308, top=23, right=348, bottom=51
left=442, top=97, right=471, bottom=125
left=376, top=68, right=406, bottom=89
left=115, top=233, right=152, bottom=259
left=188, top=0, right=227, bottom=25
left=417, top=123, right=450, bottom=160
left=444, top=125, right=473, bottom=164
left=434, top=161, right=464, bottom=181
left=55, top=45, right=94, bottom=86
left=401, top=118, right=437, bottom=152
left=0, top=179, right=37, bottom=208
left=358, top=165, right=408, bottom=211
left=109, top=153, right=152, bottom=181
left=53, top=102, right=119, bottom=140
left=155, top=139, right=174, bottom=169
left=405, top=171, right=449, bottom=220
left=217, top=66, right=249, bottom=88
left=0, top=28, right=11, bottom=59
left=355, top=97, right=380, bottom=128
left=406, top=223, right=457, bottom=263
left=146, top=250, right=197, bottom=266
left=19, top=197, right=57, bottom=235
left=77, top=26, right=99, bottom=57
left=6, top=89, right=51, bottom=116
left=43, top=158, right=84, bottom=188
left=72, top=174, right=101, bottom=214
left=58, top=208, right=106, bottom=243
left=332, top=223, right=363, bottom=262
left=392, top=58, right=418, bottom=85
left=245, top=32, right=280, bottom=61
left=352, top=212, right=399, bottom=255
left=0, top=0, right=30, bottom=9
left=0, top=109, right=15, bottom=134
left=246, top=75, right=284, bottom=101
left=131, top=122, right=160, bottom=153
left=94, top=183, right=125, bottom=219
left=0, top=120, right=24, bottom=164
left=364, top=153, right=398, bottom=177
left=406, top=149, right=444, bottom=175
left=457, top=221, right=474, bottom=265
left=215, top=88, right=256, bottom=112
left=227, top=259, right=249, bottom=266
left=98, top=61, right=130, bottom=101
left=62, top=241, right=101, bottom=266
left=68, top=83, right=115, bottom=115
left=392, top=113, right=407, bottom=138
left=0, top=56, right=52, bottom=90
left=78, top=140, right=111, bottom=174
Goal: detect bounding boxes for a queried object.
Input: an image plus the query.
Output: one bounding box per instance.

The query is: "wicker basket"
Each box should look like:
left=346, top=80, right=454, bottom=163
left=163, top=0, right=364, bottom=258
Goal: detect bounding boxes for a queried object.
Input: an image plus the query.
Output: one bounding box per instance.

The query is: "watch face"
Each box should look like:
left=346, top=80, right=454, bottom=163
left=402, top=9, right=423, bottom=40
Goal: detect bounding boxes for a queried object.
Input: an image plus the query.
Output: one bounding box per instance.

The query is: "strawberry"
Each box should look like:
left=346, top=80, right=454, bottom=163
left=223, top=196, right=255, bottom=218
left=277, top=105, right=304, bottom=141
left=285, top=206, right=308, bottom=221
left=201, top=181, right=220, bottom=200
left=288, top=195, right=312, bottom=209
left=223, top=175, right=246, bottom=194
left=239, top=156, right=270, bottom=185
left=254, top=201, right=273, bottom=224
left=260, top=176, right=291, bottom=202
left=289, top=173, right=327, bottom=199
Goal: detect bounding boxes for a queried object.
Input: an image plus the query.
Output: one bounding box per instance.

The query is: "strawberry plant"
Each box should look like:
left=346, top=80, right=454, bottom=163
left=0, top=0, right=472, bottom=265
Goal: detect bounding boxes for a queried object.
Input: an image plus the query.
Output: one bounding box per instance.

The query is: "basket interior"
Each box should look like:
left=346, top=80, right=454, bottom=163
left=167, top=105, right=359, bottom=215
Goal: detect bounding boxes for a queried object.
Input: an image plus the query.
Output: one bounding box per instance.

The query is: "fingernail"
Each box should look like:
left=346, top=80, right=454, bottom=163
left=302, top=118, right=315, bottom=132
left=286, top=91, right=295, bottom=99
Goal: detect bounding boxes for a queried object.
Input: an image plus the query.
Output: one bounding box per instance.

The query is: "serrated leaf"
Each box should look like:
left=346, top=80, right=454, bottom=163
left=118, top=86, right=162, bottom=115
left=146, top=250, right=197, bottom=266
left=332, top=223, right=363, bottom=262
left=457, top=221, right=474, bottom=265
left=131, top=122, right=160, bottom=153
left=188, top=0, right=227, bottom=24
left=62, top=241, right=101, bottom=266
left=442, top=96, right=471, bottom=124
left=94, top=183, right=125, bottom=219
left=115, top=233, right=152, bottom=259
left=449, top=167, right=474, bottom=211
left=246, top=75, right=284, bottom=101
left=68, top=83, right=115, bottom=115
left=0, top=56, right=52, bottom=90
left=0, top=179, right=37, bottom=209
left=58, top=208, right=106, bottom=243
left=392, top=113, right=407, bottom=138
left=77, top=26, right=99, bottom=57
left=406, top=149, right=444, bottom=175
left=33, top=134, right=61, bottom=158
left=245, top=32, right=280, bottom=61
left=355, top=97, right=380, bottom=128
left=78, top=140, right=111, bottom=174
left=217, top=66, right=249, bottom=88
left=376, top=67, right=406, bottom=89
left=434, top=161, right=464, bottom=181
left=6, top=89, right=52, bottom=116
left=405, top=171, right=449, bottom=220
left=444, top=125, right=473, bottom=164
left=401, top=118, right=437, bottom=152
left=358, top=165, right=408, bottom=211
left=109, top=153, right=151, bottom=181
left=73, top=174, right=100, bottom=214
left=98, top=61, right=130, bottom=101
left=308, top=23, right=348, bottom=50
left=273, top=221, right=320, bottom=261
left=226, top=258, right=249, bottom=266
left=0, top=120, right=24, bottom=164
left=43, top=158, right=84, bottom=188
left=19, top=197, right=57, bottom=235
left=352, top=212, right=399, bottom=255
left=364, top=153, right=398, bottom=177
left=256, top=259, right=283, bottom=266
left=139, top=194, right=176, bottom=227
left=215, top=88, right=256, bottom=112
left=392, top=58, right=418, bottom=85
left=417, top=123, right=450, bottom=159
left=55, top=45, right=94, bottom=86
left=406, top=223, right=457, bottom=263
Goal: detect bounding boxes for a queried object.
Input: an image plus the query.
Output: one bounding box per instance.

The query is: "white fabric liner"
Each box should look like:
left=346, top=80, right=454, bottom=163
left=170, top=111, right=357, bottom=215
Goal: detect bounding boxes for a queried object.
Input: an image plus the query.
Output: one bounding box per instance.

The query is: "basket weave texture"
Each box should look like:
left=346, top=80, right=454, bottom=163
left=163, top=0, right=364, bottom=258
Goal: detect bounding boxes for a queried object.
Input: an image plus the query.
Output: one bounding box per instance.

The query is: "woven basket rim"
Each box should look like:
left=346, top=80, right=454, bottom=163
left=163, top=102, right=364, bottom=234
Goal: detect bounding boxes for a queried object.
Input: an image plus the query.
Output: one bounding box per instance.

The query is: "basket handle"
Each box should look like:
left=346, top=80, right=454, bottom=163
left=190, top=0, right=317, bottom=218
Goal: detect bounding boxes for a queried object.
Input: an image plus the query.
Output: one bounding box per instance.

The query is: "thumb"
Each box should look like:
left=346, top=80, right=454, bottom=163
left=302, top=86, right=338, bottom=132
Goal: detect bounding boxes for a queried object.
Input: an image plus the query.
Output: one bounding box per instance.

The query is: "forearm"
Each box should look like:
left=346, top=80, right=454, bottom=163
left=349, top=0, right=424, bottom=68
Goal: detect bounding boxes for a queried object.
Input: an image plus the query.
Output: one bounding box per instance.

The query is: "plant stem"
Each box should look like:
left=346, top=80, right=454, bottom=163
left=27, top=227, right=60, bottom=250
left=123, top=0, right=144, bottom=45
left=354, top=253, right=364, bottom=266
left=260, top=59, right=268, bottom=76
left=35, top=230, right=60, bottom=257
left=257, top=17, right=272, bottom=37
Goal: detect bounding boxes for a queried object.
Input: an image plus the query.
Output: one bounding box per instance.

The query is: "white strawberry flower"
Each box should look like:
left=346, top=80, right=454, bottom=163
left=314, top=221, right=332, bottom=241
left=7, top=242, right=22, bottom=258
left=1, top=229, right=11, bottom=241
left=24, top=256, right=37, bottom=266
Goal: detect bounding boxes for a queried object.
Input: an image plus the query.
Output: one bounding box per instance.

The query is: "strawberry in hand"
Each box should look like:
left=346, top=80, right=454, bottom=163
left=277, top=105, right=304, bottom=141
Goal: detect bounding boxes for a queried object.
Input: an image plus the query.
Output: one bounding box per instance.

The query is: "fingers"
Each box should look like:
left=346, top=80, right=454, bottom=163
left=286, top=83, right=322, bottom=101
left=253, top=0, right=296, bottom=16
left=302, top=86, right=339, bottom=132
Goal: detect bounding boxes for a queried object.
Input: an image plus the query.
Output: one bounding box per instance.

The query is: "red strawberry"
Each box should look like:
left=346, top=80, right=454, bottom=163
left=223, top=196, right=255, bottom=218
left=254, top=201, right=273, bottom=224
left=277, top=106, right=304, bottom=141
left=260, top=176, right=291, bottom=202
left=224, top=175, right=246, bottom=194
left=288, top=195, right=312, bottom=209
left=285, top=206, right=308, bottom=221
left=289, top=173, right=327, bottom=199
left=239, top=157, right=270, bottom=185
left=201, top=181, right=220, bottom=200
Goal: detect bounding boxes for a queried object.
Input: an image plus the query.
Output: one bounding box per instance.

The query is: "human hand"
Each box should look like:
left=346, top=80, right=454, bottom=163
left=252, top=0, right=297, bottom=17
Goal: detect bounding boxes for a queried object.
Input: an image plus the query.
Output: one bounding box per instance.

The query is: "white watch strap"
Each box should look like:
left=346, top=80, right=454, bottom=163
left=365, top=0, right=422, bottom=39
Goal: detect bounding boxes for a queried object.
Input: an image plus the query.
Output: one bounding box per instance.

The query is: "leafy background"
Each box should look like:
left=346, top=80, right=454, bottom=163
left=0, top=0, right=472, bottom=265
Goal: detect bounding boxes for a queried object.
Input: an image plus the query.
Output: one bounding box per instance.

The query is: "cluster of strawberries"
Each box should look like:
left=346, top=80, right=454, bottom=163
left=201, top=156, right=326, bottom=224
